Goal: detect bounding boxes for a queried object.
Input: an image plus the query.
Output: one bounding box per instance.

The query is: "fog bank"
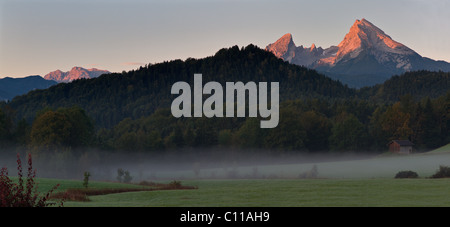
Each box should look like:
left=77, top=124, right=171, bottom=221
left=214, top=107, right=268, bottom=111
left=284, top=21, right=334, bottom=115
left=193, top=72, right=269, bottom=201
left=1, top=147, right=448, bottom=181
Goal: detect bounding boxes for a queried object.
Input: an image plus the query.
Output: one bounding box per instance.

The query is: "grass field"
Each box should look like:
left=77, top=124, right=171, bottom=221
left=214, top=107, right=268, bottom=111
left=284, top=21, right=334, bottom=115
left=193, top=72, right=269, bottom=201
left=19, top=144, right=450, bottom=207
left=38, top=178, right=449, bottom=207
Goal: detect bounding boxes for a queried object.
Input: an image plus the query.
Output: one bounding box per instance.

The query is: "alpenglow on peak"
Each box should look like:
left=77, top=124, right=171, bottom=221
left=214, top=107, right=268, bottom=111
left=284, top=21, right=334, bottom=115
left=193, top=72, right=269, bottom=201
left=265, top=18, right=450, bottom=87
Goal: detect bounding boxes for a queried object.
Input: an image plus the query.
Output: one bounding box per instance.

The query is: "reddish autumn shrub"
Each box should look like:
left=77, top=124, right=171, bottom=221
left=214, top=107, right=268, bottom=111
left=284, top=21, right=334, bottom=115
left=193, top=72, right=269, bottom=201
left=0, top=153, right=62, bottom=207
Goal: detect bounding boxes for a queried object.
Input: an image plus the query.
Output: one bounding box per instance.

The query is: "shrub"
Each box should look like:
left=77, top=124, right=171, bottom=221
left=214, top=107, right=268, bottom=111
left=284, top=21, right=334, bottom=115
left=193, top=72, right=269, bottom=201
left=169, top=180, right=182, bottom=188
left=117, top=168, right=133, bottom=183
left=117, top=168, right=124, bottom=182
left=83, top=171, right=91, bottom=188
left=123, top=170, right=133, bottom=183
left=395, top=170, right=418, bottom=178
left=0, top=153, right=62, bottom=207
left=299, top=164, right=319, bottom=179
left=430, top=165, right=450, bottom=178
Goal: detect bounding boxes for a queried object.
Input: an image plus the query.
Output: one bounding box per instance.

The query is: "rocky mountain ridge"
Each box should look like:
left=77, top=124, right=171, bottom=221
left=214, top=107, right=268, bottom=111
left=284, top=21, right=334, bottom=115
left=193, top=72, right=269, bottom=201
left=44, top=67, right=110, bottom=83
left=266, top=18, right=450, bottom=87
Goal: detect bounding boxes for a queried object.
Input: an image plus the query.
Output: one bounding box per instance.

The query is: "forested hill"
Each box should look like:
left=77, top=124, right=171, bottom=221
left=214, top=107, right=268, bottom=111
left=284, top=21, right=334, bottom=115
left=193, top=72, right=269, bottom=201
left=358, top=70, right=450, bottom=102
left=6, top=44, right=355, bottom=128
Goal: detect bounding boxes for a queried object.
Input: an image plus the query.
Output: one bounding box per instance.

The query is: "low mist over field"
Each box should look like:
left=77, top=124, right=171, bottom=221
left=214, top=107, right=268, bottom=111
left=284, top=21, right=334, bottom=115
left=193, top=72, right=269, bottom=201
left=2, top=145, right=449, bottom=181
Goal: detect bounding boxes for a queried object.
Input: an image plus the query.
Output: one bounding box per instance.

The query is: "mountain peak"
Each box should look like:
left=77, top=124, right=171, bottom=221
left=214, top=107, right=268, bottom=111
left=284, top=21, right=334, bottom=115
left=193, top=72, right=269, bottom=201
left=44, top=66, right=110, bottom=83
left=279, top=33, right=293, bottom=42
left=355, top=18, right=368, bottom=24
left=265, top=33, right=296, bottom=60
left=272, top=33, right=294, bottom=47
left=334, top=18, right=416, bottom=64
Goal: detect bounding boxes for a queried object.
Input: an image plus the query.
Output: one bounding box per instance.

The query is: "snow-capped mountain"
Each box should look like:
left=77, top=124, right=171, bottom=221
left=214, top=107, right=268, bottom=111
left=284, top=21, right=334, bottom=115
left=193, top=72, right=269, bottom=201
left=266, top=18, right=450, bottom=87
left=44, top=67, right=110, bottom=83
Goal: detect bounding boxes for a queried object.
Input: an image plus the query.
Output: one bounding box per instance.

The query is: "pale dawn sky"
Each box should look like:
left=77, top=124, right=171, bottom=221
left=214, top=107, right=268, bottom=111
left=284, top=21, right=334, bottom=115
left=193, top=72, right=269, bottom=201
left=1, top=0, right=449, bottom=78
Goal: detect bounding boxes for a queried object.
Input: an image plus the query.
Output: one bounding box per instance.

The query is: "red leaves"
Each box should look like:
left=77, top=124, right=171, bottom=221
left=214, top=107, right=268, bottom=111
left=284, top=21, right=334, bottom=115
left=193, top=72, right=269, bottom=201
left=0, top=167, right=13, bottom=207
left=0, top=153, right=62, bottom=207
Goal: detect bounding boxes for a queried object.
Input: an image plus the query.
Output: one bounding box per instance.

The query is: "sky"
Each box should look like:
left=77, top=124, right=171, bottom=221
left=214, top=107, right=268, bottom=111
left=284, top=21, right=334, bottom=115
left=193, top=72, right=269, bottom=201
left=0, top=0, right=449, bottom=78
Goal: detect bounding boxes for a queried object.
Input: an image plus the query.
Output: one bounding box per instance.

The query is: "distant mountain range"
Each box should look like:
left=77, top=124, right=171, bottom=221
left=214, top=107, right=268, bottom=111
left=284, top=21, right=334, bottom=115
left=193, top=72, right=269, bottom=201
left=266, top=18, right=450, bottom=87
left=0, top=66, right=110, bottom=101
left=44, top=66, right=110, bottom=83
left=0, top=76, right=57, bottom=101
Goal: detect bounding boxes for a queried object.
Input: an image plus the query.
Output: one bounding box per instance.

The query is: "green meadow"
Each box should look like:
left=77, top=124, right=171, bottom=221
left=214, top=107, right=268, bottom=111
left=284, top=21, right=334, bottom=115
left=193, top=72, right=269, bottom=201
left=37, top=178, right=449, bottom=207
left=29, top=144, right=450, bottom=207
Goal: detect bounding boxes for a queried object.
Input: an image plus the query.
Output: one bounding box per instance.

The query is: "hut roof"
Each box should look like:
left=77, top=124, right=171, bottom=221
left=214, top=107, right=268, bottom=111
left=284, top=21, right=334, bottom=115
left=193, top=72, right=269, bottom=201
left=389, top=140, right=415, bottom=146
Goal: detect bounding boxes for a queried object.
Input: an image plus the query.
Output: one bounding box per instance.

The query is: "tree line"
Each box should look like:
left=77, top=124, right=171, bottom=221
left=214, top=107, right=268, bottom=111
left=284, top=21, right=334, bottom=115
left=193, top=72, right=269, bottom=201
left=1, top=91, right=448, bottom=154
left=98, top=92, right=449, bottom=153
